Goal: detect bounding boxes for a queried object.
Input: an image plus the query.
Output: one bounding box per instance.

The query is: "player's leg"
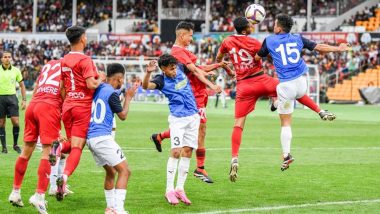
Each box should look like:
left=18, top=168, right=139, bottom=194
left=0, top=117, right=6, bottom=153
left=8, top=95, right=21, bottom=153
left=175, top=114, right=199, bottom=205
left=150, top=129, right=170, bottom=152
left=277, top=80, right=297, bottom=171
left=103, top=165, right=116, bottom=213
left=113, top=160, right=131, bottom=213
left=29, top=144, right=51, bottom=214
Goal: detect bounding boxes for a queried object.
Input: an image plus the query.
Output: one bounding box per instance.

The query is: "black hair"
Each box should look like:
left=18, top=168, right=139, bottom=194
left=158, top=54, right=177, bottom=68
left=176, top=21, right=194, bottom=31
left=233, top=17, right=250, bottom=34
left=65, top=26, right=86, bottom=44
left=276, top=14, right=293, bottom=33
left=107, top=63, right=125, bottom=77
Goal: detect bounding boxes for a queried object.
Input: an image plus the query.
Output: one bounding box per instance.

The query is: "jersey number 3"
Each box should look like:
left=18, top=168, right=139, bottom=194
left=275, top=43, right=300, bottom=66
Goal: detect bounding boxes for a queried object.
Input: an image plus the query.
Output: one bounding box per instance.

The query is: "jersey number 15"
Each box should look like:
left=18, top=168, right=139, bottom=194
left=275, top=43, right=300, bottom=66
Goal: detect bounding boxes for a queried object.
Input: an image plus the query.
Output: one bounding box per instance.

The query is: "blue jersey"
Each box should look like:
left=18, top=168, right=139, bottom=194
left=150, top=64, right=198, bottom=117
left=88, top=83, right=123, bottom=139
left=258, top=33, right=317, bottom=82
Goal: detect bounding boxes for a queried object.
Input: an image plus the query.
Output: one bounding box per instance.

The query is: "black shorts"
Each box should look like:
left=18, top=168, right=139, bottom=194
left=0, top=95, right=19, bottom=118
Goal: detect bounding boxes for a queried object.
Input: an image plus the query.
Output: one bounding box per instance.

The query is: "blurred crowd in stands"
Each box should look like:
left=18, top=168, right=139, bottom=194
left=339, top=5, right=379, bottom=31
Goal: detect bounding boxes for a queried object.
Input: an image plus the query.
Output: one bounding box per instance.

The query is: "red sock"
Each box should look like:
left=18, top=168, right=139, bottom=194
left=297, top=95, right=321, bottom=113
left=60, top=141, right=71, bottom=154
left=159, top=129, right=170, bottom=140
left=13, top=156, right=29, bottom=189
left=231, top=126, right=243, bottom=158
left=36, top=159, right=51, bottom=194
left=196, top=148, right=206, bottom=168
left=63, top=147, right=82, bottom=176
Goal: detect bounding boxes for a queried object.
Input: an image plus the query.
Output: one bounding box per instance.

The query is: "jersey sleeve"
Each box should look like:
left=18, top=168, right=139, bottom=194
left=219, top=41, right=228, bottom=54
left=257, top=39, right=269, bottom=57
left=150, top=74, right=164, bottom=90
left=108, top=92, right=123, bottom=114
left=81, top=58, right=97, bottom=79
left=16, top=68, right=23, bottom=82
left=301, top=36, right=317, bottom=51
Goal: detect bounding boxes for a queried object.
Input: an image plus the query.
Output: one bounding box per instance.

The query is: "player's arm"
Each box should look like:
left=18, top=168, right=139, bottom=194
left=142, top=61, right=159, bottom=90
left=186, top=63, right=222, bottom=93
left=301, top=36, right=350, bottom=53
left=110, top=85, right=137, bottom=121
left=86, top=76, right=102, bottom=89
left=18, top=81, right=26, bottom=110
left=59, top=80, right=66, bottom=100
left=255, top=38, right=269, bottom=61
left=216, top=50, right=235, bottom=77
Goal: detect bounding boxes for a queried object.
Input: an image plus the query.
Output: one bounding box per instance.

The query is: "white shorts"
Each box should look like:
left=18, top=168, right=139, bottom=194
left=277, top=75, right=308, bottom=114
left=87, top=135, right=126, bottom=167
left=168, top=113, right=200, bottom=150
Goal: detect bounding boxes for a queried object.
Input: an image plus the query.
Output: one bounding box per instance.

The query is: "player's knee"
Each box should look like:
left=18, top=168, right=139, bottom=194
left=181, top=147, right=193, bottom=157
left=171, top=149, right=181, bottom=158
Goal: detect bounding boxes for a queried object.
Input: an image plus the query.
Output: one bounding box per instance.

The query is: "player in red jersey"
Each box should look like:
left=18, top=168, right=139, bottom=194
left=150, top=21, right=230, bottom=184
left=9, top=59, right=63, bottom=213
left=216, top=17, right=327, bottom=182
left=55, top=26, right=104, bottom=201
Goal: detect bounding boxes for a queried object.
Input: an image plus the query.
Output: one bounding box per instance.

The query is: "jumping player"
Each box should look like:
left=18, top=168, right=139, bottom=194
left=56, top=25, right=104, bottom=200
left=255, top=14, right=349, bottom=171
left=143, top=55, right=200, bottom=205
left=150, top=21, right=229, bottom=184
left=9, top=59, right=63, bottom=213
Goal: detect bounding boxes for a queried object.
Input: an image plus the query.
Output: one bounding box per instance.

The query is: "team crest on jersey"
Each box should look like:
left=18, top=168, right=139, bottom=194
left=175, top=78, right=188, bottom=90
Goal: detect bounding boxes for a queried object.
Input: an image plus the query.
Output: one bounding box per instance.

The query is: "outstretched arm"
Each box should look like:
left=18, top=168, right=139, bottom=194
left=314, top=43, right=350, bottom=53
left=215, top=50, right=235, bottom=77
left=186, top=63, right=222, bottom=93
left=142, top=60, right=158, bottom=90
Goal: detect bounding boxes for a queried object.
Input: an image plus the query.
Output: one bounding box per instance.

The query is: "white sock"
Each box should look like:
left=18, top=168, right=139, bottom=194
left=175, top=157, right=191, bottom=191
left=114, top=189, right=127, bottom=212
left=166, top=157, right=179, bottom=193
left=13, top=188, right=20, bottom=194
left=58, top=158, right=66, bottom=176
left=104, top=188, right=115, bottom=208
left=281, top=126, right=292, bottom=157
left=111, top=131, right=116, bottom=140
left=49, top=157, right=60, bottom=190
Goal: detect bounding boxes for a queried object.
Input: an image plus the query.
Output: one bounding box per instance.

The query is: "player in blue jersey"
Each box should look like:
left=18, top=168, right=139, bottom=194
left=87, top=63, right=137, bottom=214
left=142, top=54, right=200, bottom=206
left=255, top=14, right=350, bottom=171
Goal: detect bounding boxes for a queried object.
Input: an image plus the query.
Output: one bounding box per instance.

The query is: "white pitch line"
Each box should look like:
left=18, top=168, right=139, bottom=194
left=192, top=199, right=380, bottom=214
left=82, top=147, right=380, bottom=153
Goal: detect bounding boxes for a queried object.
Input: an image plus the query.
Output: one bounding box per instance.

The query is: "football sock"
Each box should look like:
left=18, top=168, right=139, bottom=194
left=105, top=188, right=115, bottom=208
left=176, top=157, right=191, bottom=190
left=12, top=126, right=20, bottom=146
left=0, top=127, right=6, bottom=148
left=281, top=126, right=292, bottom=157
left=166, top=157, right=178, bottom=192
left=231, top=126, right=243, bottom=158
left=36, top=159, right=51, bottom=194
left=63, top=147, right=82, bottom=176
left=14, top=156, right=29, bottom=189
left=297, top=95, right=321, bottom=113
left=58, top=157, right=66, bottom=175
left=60, top=141, right=71, bottom=154
left=160, top=129, right=171, bottom=140
left=115, top=189, right=127, bottom=212
left=50, top=157, right=60, bottom=189
left=196, top=148, right=206, bottom=169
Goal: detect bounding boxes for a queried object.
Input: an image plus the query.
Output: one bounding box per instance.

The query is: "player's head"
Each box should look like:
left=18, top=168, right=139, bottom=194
left=1, top=51, right=12, bottom=66
left=175, top=21, right=194, bottom=46
left=233, top=17, right=252, bottom=35
left=107, top=63, right=125, bottom=89
left=274, top=14, right=293, bottom=34
left=158, top=54, right=177, bottom=78
left=65, top=26, right=87, bottom=47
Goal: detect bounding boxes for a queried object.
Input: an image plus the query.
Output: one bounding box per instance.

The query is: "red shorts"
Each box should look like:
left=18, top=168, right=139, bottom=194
left=24, top=102, right=61, bottom=145
left=235, top=74, right=279, bottom=118
left=194, top=92, right=208, bottom=123
left=62, top=106, right=91, bottom=139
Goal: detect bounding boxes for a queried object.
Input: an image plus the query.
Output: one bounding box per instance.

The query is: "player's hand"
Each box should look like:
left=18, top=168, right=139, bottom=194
left=211, top=85, right=222, bottom=93
left=125, top=83, right=139, bottom=99
left=21, top=100, right=26, bottom=110
left=219, top=61, right=230, bottom=68
left=338, top=43, right=351, bottom=52
left=146, top=60, right=158, bottom=73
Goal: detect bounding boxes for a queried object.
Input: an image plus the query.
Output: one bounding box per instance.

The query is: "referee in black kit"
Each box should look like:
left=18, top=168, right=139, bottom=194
left=0, top=51, right=26, bottom=154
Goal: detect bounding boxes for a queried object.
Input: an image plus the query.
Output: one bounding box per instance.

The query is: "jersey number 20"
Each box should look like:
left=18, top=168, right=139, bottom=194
left=91, top=99, right=106, bottom=123
left=275, top=43, right=300, bottom=66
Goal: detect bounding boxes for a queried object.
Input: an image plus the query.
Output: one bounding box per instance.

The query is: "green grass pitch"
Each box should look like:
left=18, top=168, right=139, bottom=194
left=0, top=100, right=379, bottom=213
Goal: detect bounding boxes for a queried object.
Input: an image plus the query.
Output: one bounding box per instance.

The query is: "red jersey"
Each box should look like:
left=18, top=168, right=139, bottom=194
left=219, top=35, right=263, bottom=81
left=171, top=45, right=206, bottom=96
left=61, top=52, right=98, bottom=108
left=31, top=59, right=63, bottom=108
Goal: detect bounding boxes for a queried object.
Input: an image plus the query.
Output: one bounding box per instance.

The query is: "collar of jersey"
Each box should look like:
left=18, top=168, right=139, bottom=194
left=69, top=51, right=85, bottom=55
left=1, top=64, right=12, bottom=70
